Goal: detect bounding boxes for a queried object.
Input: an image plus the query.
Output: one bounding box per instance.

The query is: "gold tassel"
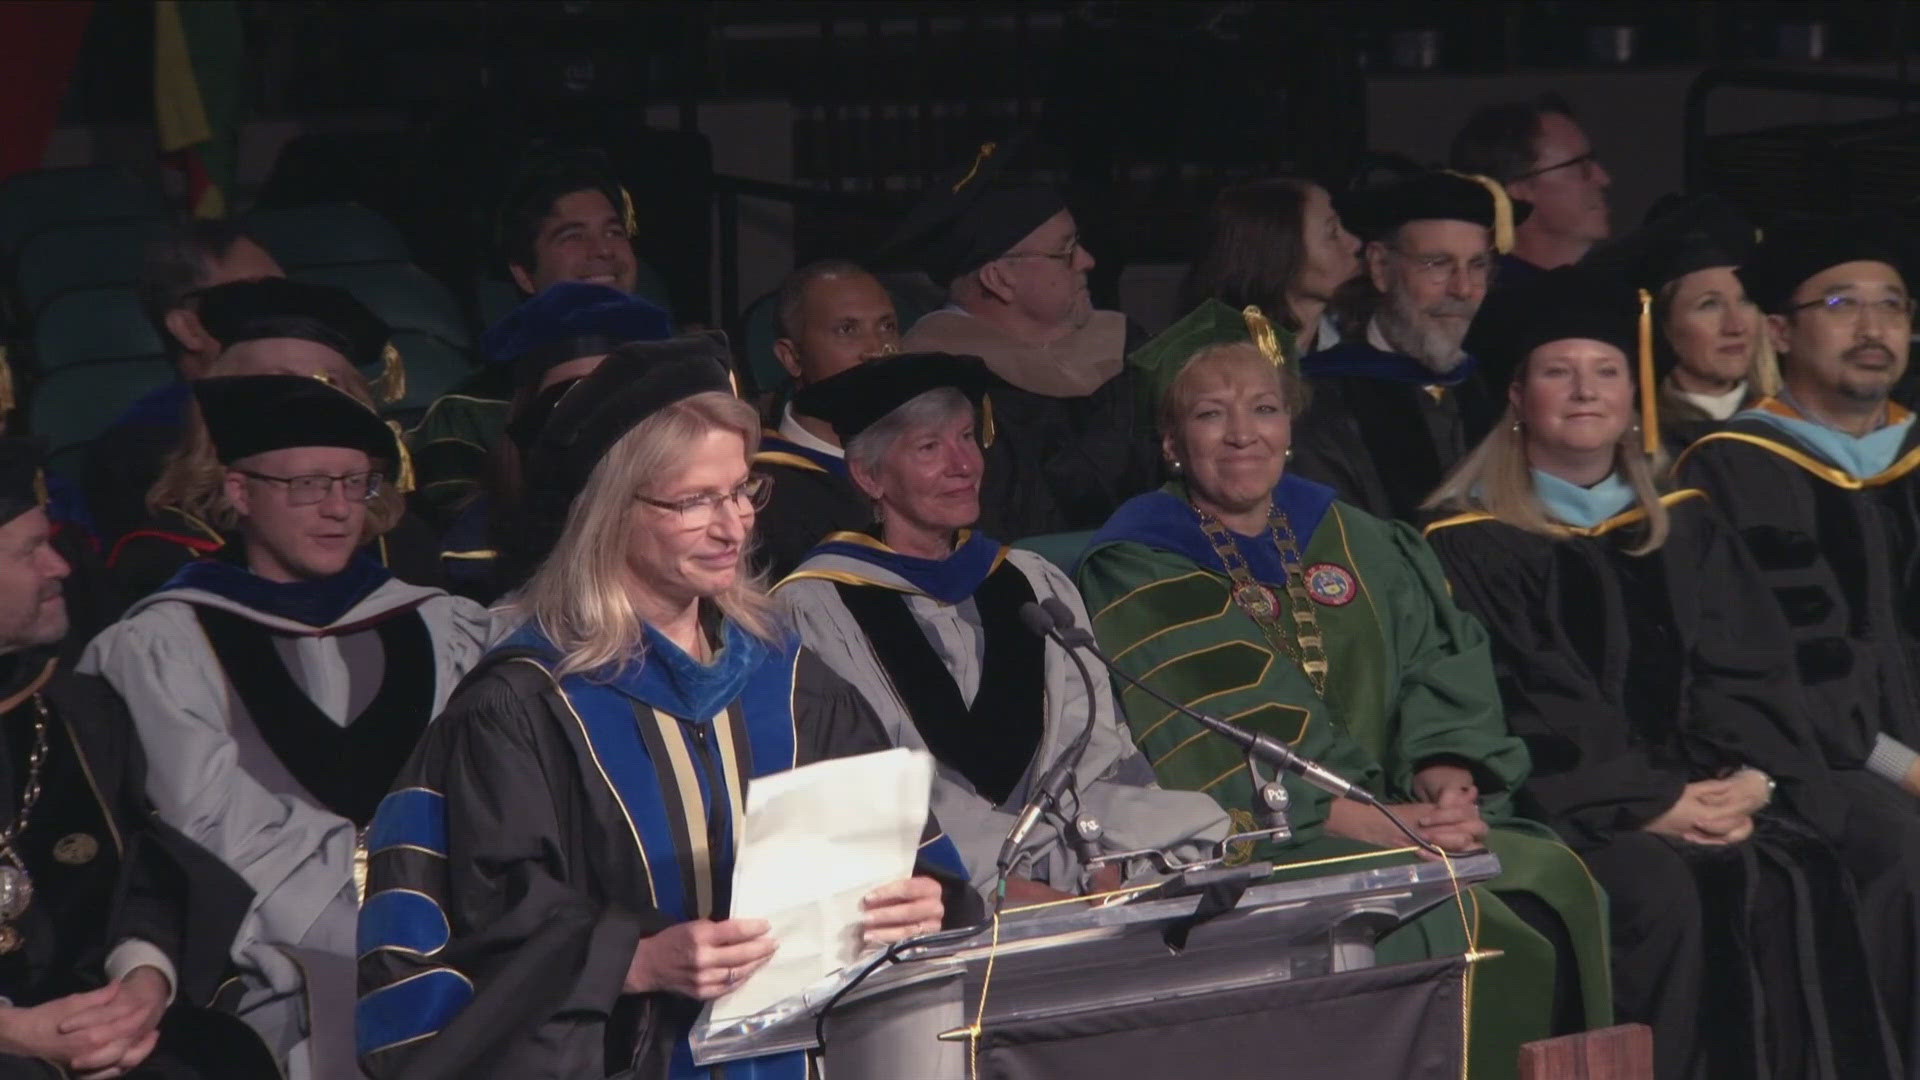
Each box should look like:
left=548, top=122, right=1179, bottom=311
left=376, top=342, right=406, bottom=405
left=619, top=185, right=638, bottom=235
left=1754, top=329, right=1783, bottom=399
left=1443, top=171, right=1516, bottom=254
left=386, top=419, right=416, bottom=494
left=952, top=142, right=998, bottom=194
left=1637, top=288, right=1659, bottom=456
left=980, top=395, right=997, bottom=447
left=1241, top=305, right=1286, bottom=366
left=31, top=469, right=47, bottom=509
left=0, top=346, right=15, bottom=425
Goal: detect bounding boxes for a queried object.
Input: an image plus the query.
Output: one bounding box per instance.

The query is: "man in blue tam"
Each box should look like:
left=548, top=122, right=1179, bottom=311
left=407, top=282, right=674, bottom=594
left=81, top=375, right=493, bottom=1079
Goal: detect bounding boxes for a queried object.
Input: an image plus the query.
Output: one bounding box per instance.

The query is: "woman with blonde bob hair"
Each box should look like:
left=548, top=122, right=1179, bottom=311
left=1076, top=299, right=1612, bottom=1080
left=357, top=334, right=977, bottom=1080
left=1425, top=266, right=1913, bottom=1080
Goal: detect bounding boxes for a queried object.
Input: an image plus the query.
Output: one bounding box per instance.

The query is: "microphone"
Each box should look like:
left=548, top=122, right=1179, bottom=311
left=997, top=602, right=1106, bottom=882
left=1036, top=597, right=1375, bottom=807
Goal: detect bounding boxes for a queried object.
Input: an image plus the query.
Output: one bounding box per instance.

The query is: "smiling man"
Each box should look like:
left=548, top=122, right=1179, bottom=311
left=81, top=375, right=490, bottom=1079
left=1290, top=172, right=1522, bottom=522
left=893, top=142, right=1161, bottom=540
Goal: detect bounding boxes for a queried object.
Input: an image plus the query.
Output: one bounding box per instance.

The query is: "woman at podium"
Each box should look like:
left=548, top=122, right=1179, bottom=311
left=775, top=351, right=1233, bottom=907
left=1074, top=301, right=1612, bottom=1080
left=355, top=335, right=981, bottom=1080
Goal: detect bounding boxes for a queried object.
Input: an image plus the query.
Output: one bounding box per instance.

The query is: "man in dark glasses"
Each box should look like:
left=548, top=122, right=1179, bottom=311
left=1449, top=93, right=1613, bottom=281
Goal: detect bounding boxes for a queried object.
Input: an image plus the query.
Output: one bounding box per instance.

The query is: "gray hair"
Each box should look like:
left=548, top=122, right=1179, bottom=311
left=844, top=386, right=974, bottom=480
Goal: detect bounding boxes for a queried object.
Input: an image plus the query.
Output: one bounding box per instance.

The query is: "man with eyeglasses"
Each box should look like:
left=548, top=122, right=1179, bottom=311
left=890, top=141, right=1160, bottom=540
left=1677, top=223, right=1920, bottom=1004
left=82, top=374, right=490, bottom=1078
left=1289, top=172, right=1524, bottom=523
left=1450, top=94, right=1613, bottom=281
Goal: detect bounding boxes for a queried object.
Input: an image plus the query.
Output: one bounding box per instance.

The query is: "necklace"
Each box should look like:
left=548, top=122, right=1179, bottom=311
left=0, top=696, right=50, bottom=954
left=1194, top=502, right=1330, bottom=697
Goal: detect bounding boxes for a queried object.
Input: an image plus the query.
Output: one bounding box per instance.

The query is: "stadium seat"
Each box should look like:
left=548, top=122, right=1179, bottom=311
left=13, top=218, right=167, bottom=314
left=32, top=288, right=164, bottom=372
left=738, top=289, right=784, bottom=398
left=0, top=166, right=166, bottom=257
left=292, top=263, right=473, bottom=348
left=1012, top=531, right=1097, bottom=574
left=247, top=202, right=412, bottom=269
left=30, top=358, right=177, bottom=478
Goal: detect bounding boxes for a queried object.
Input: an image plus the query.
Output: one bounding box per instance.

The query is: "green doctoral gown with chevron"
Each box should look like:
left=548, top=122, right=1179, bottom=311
left=1076, top=474, right=1612, bottom=1080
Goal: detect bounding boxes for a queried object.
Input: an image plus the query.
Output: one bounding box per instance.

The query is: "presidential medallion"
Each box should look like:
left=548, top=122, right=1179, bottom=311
left=1304, top=563, right=1357, bottom=607
left=53, top=833, right=97, bottom=866
left=1230, top=581, right=1278, bottom=620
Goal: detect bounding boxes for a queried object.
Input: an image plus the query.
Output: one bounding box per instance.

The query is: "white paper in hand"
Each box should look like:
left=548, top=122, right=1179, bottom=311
left=708, top=747, right=933, bottom=1022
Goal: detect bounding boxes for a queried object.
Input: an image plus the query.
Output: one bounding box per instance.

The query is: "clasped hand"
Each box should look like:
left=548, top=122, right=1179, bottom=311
left=624, top=876, right=945, bottom=1000
left=1645, top=770, right=1770, bottom=846
left=0, top=966, right=170, bottom=1079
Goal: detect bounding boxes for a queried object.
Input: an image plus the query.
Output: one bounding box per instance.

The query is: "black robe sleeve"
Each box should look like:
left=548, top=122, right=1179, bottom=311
left=1427, top=521, right=1691, bottom=844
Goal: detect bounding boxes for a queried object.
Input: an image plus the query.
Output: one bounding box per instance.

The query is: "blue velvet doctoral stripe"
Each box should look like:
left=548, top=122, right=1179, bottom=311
left=1302, top=341, right=1481, bottom=387
left=359, top=889, right=450, bottom=957
left=1081, top=475, right=1339, bottom=585
left=354, top=969, right=473, bottom=1058
left=917, top=832, right=968, bottom=881
left=757, top=432, right=850, bottom=478
left=803, top=530, right=1006, bottom=603
left=363, top=788, right=448, bottom=857
left=160, top=552, right=392, bottom=627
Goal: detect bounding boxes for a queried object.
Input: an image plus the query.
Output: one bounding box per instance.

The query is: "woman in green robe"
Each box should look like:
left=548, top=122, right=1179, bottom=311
left=1077, top=301, right=1612, bottom=1079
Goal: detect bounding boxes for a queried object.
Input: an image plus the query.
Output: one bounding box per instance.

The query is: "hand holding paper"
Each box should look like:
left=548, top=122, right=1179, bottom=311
left=708, top=747, right=935, bottom=1022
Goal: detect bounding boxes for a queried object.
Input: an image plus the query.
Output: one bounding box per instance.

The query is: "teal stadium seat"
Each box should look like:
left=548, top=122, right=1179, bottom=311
left=31, top=358, right=176, bottom=478
left=292, top=263, right=472, bottom=348
left=32, top=288, right=164, bottom=371
left=0, top=166, right=165, bottom=256
left=247, top=202, right=411, bottom=269
left=1012, top=530, right=1097, bottom=575
left=14, top=218, right=166, bottom=314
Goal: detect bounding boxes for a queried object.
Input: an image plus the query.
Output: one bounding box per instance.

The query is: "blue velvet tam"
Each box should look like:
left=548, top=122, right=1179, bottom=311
left=481, top=281, right=675, bottom=390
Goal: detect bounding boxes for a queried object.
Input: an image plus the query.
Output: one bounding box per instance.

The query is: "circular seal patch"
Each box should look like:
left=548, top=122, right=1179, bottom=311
left=53, top=833, right=98, bottom=865
left=1305, top=563, right=1357, bottom=607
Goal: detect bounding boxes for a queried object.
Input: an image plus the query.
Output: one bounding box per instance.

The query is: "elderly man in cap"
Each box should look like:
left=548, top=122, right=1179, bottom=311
left=893, top=142, right=1160, bottom=540
left=83, top=376, right=490, bottom=1078
left=1290, top=172, right=1519, bottom=523
left=0, top=436, right=274, bottom=1078
left=1676, top=216, right=1920, bottom=1060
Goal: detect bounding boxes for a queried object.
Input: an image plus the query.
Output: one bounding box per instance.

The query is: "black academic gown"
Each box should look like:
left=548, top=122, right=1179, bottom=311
left=1428, top=494, right=1910, bottom=1080
left=106, top=505, right=448, bottom=610
left=358, top=627, right=982, bottom=1080
left=976, top=368, right=1162, bottom=542
left=0, top=654, right=272, bottom=1079
left=751, top=436, right=870, bottom=582
left=1293, top=344, right=1499, bottom=524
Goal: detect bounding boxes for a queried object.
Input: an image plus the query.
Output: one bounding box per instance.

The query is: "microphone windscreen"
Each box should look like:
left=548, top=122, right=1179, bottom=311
left=1040, top=596, right=1080, bottom=631
left=1017, top=601, right=1055, bottom=638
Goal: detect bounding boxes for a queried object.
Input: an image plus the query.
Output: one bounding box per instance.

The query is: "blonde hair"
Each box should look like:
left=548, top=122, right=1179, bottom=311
left=503, top=391, right=779, bottom=680
left=146, top=360, right=403, bottom=538
left=1424, top=365, right=1671, bottom=556
left=1157, top=341, right=1310, bottom=443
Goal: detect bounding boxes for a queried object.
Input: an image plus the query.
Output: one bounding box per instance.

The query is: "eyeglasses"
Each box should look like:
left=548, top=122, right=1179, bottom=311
left=1001, top=236, right=1081, bottom=265
left=1787, top=293, right=1917, bottom=322
left=635, top=474, right=772, bottom=527
left=1512, top=151, right=1603, bottom=183
left=236, top=469, right=383, bottom=506
left=1391, top=247, right=1496, bottom=285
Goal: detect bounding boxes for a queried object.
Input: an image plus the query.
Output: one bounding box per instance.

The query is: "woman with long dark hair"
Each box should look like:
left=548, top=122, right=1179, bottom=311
left=1185, top=177, right=1361, bottom=357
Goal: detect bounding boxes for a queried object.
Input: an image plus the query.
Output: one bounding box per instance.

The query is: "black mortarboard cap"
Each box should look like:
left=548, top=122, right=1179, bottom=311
left=196, top=278, right=393, bottom=368
left=879, top=139, right=1067, bottom=284
left=1337, top=171, right=1533, bottom=253
left=1737, top=213, right=1913, bottom=315
left=482, top=281, right=675, bottom=390
left=525, top=332, right=736, bottom=522
left=790, top=351, right=998, bottom=446
left=1587, top=194, right=1758, bottom=296
left=195, top=374, right=400, bottom=465
left=0, top=439, right=47, bottom=527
